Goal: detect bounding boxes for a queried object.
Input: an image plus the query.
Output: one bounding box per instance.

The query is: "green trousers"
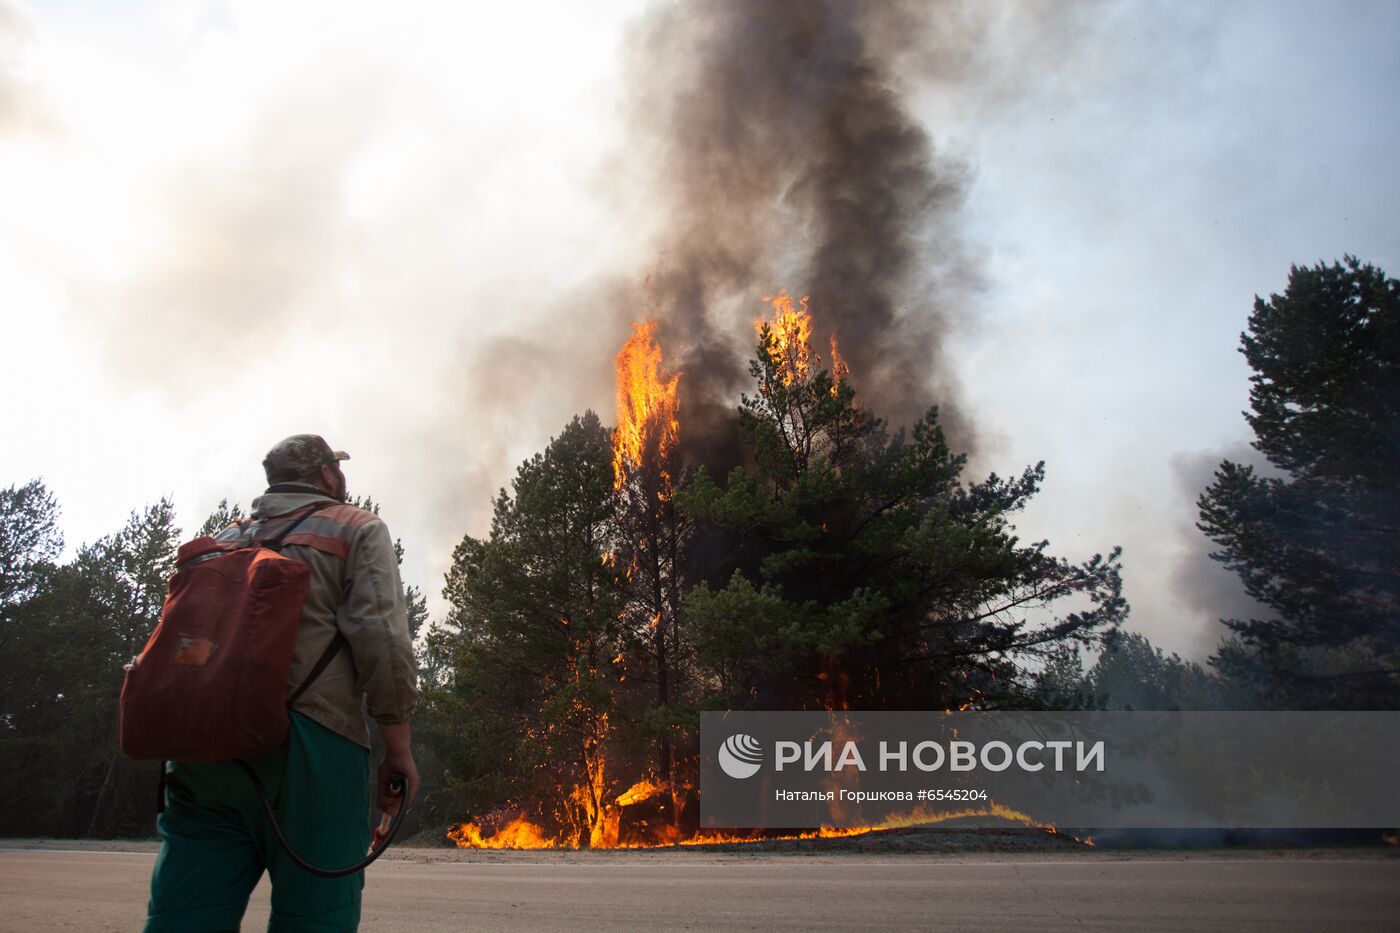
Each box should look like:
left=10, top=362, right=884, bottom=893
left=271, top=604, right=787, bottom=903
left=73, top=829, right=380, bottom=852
left=145, top=713, right=371, bottom=932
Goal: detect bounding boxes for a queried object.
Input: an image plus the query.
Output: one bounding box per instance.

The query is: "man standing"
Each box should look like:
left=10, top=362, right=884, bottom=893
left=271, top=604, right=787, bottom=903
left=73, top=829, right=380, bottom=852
left=145, top=434, right=419, bottom=932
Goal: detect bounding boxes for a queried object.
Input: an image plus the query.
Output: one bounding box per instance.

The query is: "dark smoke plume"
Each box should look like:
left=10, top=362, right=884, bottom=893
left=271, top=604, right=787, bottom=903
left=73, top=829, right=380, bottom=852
left=623, top=0, right=980, bottom=465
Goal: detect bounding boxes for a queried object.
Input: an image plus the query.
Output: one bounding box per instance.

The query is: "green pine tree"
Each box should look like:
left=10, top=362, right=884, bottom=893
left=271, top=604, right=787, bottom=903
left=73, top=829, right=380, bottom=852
left=680, top=320, right=1126, bottom=711
left=0, top=494, right=180, bottom=837
left=196, top=499, right=246, bottom=538
left=1198, top=257, right=1400, bottom=708
left=434, top=412, right=630, bottom=844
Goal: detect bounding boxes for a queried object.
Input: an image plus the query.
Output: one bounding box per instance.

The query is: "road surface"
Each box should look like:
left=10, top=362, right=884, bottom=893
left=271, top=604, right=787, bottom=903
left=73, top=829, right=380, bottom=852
left=1, top=846, right=1397, bottom=931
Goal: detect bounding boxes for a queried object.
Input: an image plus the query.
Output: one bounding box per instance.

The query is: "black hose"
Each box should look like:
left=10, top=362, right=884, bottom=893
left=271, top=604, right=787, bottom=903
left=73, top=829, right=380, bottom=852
left=238, top=761, right=410, bottom=878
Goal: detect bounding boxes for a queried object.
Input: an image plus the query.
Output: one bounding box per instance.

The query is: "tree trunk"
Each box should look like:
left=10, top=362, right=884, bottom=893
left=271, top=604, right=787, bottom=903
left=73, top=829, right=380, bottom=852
left=85, top=747, right=119, bottom=837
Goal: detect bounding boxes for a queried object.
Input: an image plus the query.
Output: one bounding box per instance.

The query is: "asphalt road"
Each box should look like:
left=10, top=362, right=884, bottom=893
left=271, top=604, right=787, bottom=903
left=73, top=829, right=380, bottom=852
left=2, top=848, right=1398, bottom=931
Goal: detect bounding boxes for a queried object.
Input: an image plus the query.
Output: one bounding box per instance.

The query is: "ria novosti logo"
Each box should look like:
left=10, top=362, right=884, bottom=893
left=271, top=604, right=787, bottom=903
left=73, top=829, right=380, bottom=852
left=718, top=733, right=764, bottom=779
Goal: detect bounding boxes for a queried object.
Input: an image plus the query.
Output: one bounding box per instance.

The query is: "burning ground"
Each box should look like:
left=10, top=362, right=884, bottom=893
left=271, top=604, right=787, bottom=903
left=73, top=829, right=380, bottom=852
left=441, top=824, right=1095, bottom=856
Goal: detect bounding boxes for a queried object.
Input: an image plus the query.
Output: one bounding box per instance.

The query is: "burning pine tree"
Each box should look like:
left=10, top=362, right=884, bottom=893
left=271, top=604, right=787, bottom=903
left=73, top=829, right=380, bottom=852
left=438, top=321, right=699, bottom=849
left=609, top=320, right=694, bottom=826
left=436, top=410, right=630, bottom=847
left=435, top=295, right=1124, bottom=848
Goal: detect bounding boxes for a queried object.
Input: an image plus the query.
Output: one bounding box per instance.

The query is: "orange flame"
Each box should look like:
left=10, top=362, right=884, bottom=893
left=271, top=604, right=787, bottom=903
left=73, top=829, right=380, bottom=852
left=829, top=335, right=848, bottom=396
left=447, top=815, right=558, bottom=849
left=757, top=292, right=815, bottom=386
left=448, top=796, right=1091, bottom=850
left=756, top=292, right=847, bottom=395
left=615, top=779, right=664, bottom=808
left=726, top=798, right=1071, bottom=845
left=612, top=320, right=680, bottom=494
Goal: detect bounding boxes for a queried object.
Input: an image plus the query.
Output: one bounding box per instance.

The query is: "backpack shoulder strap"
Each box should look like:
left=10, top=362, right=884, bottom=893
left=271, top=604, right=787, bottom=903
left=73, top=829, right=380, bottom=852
left=287, top=632, right=346, bottom=707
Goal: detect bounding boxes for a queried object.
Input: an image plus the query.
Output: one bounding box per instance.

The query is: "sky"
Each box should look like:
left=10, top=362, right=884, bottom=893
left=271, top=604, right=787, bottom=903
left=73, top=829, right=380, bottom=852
left=2, top=0, right=1397, bottom=660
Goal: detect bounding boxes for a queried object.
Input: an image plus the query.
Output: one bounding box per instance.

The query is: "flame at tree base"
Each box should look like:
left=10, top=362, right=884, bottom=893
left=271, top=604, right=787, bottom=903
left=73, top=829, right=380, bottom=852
left=447, top=791, right=1095, bottom=850
left=448, top=815, right=562, bottom=850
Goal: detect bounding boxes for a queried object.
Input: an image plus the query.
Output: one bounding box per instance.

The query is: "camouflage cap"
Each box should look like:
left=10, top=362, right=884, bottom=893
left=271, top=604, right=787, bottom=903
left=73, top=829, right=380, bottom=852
left=263, top=434, right=350, bottom=484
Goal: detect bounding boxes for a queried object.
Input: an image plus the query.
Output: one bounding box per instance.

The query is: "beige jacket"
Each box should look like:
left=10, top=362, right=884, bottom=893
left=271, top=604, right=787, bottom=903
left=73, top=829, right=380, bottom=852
left=215, top=488, right=419, bottom=748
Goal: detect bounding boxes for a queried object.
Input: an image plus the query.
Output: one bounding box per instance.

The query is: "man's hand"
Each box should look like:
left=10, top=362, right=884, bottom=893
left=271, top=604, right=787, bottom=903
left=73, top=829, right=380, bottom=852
left=377, top=721, right=419, bottom=815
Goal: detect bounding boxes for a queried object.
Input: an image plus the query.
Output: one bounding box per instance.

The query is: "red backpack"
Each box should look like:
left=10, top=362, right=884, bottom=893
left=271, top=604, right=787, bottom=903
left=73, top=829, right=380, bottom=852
left=119, top=503, right=343, bottom=763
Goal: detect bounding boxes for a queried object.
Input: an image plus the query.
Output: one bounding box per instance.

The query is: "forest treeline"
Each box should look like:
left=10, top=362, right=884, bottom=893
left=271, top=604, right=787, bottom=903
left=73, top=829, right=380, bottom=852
left=1, top=257, right=1394, bottom=841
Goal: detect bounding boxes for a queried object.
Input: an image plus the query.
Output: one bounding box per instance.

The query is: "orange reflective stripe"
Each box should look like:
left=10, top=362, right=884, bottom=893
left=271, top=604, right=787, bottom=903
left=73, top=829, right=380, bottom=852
left=317, top=504, right=379, bottom=530
left=282, top=531, right=351, bottom=560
